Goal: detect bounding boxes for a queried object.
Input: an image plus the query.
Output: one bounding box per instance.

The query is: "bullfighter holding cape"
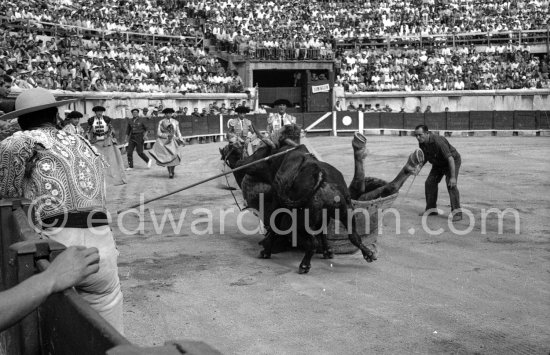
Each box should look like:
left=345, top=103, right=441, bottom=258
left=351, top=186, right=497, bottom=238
left=149, top=108, right=185, bottom=178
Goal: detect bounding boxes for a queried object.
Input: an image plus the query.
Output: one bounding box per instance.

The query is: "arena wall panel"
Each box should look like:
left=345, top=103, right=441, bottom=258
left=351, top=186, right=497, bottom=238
left=539, top=112, right=550, bottom=129
left=513, top=111, right=537, bottom=130
left=207, top=115, right=220, bottom=134
left=364, top=113, right=380, bottom=128
left=336, top=112, right=359, bottom=131
left=191, top=116, right=209, bottom=135
left=178, top=116, right=194, bottom=136
left=292, top=113, right=305, bottom=128
left=380, top=113, right=403, bottom=129
left=446, top=112, right=470, bottom=130
left=303, top=112, right=332, bottom=131
left=492, top=111, right=514, bottom=130
left=144, top=118, right=159, bottom=135
left=404, top=113, right=424, bottom=130
left=469, top=111, right=493, bottom=130
left=424, top=113, right=446, bottom=130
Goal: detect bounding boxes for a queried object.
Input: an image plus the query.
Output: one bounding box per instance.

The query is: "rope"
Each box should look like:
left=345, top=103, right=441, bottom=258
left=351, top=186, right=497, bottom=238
left=402, top=173, right=418, bottom=199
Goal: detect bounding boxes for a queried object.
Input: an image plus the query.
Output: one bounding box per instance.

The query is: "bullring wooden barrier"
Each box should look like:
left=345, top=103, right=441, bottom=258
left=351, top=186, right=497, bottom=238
left=0, top=199, right=223, bottom=355
left=101, top=110, right=549, bottom=147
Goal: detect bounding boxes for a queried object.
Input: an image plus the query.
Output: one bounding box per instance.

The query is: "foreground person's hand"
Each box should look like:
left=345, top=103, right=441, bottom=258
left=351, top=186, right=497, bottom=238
left=43, top=246, right=100, bottom=293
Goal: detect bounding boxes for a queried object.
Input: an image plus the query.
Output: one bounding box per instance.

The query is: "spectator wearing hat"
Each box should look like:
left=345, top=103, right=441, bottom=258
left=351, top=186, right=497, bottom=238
left=124, top=108, right=152, bottom=170
left=87, top=106, right=127, bottom=186
left=0, top=88, right=124, bottom=332
left=63, top=110, right=85, bottom=136
left=149, top=108, right=184, bottom=179
left=267, top=99, right=296, bottom=136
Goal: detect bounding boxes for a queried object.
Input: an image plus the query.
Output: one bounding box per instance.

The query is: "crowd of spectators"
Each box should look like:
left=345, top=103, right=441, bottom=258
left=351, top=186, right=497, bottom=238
left=0, top=27, right=245, bottom=94
left=0, top=0, right=202, bottom=37
left=1, top=0, right=549, bottom=95
left=336, top=43, right=550, bottom=92
left=192, top=0, right=549, bottom=56
left=4, top=0, right=548, bottom=61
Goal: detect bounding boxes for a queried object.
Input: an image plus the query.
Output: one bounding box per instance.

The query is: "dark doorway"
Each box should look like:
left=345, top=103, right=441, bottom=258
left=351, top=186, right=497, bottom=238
left=255, top=70, right=306, bottom=110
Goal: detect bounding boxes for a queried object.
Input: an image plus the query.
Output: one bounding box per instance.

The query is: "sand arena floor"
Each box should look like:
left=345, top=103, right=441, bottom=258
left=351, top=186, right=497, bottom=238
left=107, top=135, right=550, bottom=355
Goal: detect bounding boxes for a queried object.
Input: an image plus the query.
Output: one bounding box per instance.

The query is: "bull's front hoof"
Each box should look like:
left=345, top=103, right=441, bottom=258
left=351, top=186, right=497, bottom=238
left=364, top=254, right=376, bottom=263
left=298, top=264, right=311, bottom=274
left=259, top=250, right=271, bottom=259
left=323, top=249, right=334, bottom=259
left=363, top=244, right=378, bottom=263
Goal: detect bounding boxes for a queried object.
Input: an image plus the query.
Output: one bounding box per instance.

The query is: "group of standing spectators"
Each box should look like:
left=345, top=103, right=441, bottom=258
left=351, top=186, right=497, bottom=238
left=335, top=43, right=550, bottom=93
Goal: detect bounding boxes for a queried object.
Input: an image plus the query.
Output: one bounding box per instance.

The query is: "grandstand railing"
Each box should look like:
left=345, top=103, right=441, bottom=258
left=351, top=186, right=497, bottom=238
left=335, top=27, right=550, bottom=50
left=0, top=17, right=203, bottom=47
left=211, top=38, right=335, bottom=60
left=0, top=199, right=223, bottom=355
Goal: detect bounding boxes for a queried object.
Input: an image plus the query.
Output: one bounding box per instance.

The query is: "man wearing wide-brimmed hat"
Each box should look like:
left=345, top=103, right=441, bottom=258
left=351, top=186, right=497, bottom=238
left=62, top=110, right=85, bottom=136
left=0, top=88, right=124, bottom=333
left=226, top=105, right=252, bottom=143
left=226, top=105, right=261, bottom=156
left=87, top=105, right=127, bottom=186
left=266, top=99, right=296, bottom=136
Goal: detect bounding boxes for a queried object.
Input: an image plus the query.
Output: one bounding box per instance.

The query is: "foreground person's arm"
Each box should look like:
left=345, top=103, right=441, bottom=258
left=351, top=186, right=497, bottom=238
left=0, top=246, right=100, bottom=332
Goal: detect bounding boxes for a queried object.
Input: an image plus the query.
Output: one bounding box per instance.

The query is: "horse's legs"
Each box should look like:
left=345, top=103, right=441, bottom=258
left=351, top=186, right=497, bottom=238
left=299, top=234, right=317, bottom=274
left=358, top=150, right=424, bottom=201
left=349, top=137, right=367, bottom=200
left=359, top=170, right=409, bottom=200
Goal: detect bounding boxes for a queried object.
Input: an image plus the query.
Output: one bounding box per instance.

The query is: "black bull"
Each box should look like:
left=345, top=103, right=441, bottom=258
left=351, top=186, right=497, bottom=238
left=221, top=141, right=377, bottom=274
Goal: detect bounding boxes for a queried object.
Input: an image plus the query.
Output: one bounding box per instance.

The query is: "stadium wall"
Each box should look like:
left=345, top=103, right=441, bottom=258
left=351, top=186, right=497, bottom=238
left=100, top=110, right=549, bottom=146
left=339, top=88, right=550, bottom=112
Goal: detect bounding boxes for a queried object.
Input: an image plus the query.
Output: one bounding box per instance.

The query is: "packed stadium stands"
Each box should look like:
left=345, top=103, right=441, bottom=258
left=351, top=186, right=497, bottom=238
left=1, top=0, right=201, bottom=36
left=0, top=26, right=244, bottom=93
left=336, top=44, right=550, bottom=92
left=0, top=0, right=549, bottom=95
left=200, top=0, right=549, bottom=54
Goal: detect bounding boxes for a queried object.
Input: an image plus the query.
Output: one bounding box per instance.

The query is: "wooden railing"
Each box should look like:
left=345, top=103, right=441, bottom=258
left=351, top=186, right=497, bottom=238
left=0, top=199, right=223, bottom=355
left=335, top=27, right=550, bottom=51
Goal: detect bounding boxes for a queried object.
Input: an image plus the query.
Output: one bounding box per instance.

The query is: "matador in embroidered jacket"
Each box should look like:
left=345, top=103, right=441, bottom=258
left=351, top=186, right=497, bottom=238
left=267, top=100, right=296, bottom=136
left=0, top=127, right=106, bottom=224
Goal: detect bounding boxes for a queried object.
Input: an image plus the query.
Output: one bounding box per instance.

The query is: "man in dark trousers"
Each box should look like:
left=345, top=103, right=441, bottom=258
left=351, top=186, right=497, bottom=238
left=125, top=108, right=151, bottom=170
left=414, top=124, right=462, bottom=222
